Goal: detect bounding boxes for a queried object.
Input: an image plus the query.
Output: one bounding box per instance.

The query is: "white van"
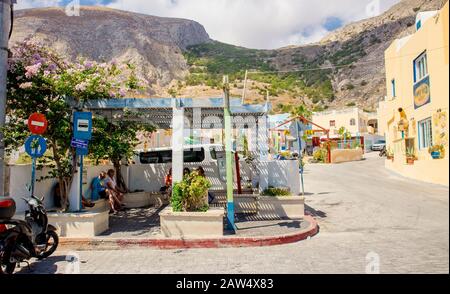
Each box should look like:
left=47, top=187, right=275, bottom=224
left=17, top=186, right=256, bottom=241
left=133, top=144, right=226, bottom=165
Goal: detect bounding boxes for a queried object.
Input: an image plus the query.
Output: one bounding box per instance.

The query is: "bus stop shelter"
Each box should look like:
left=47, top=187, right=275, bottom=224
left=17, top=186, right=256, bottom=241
left=83, top=97, right=271, bottom=228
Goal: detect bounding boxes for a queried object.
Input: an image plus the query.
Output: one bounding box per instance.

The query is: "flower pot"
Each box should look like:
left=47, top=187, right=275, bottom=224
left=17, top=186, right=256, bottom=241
left=431, top=151, right=441, bottom=159
left=406, top=157, right=415, bottom=165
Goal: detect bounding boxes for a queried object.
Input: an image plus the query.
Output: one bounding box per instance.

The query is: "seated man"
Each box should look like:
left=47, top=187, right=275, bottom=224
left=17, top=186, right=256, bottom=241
left=91, top=171, right=120, bottom=213
left=105, top=169, right=126, bottom=212
left=90, top=171, right=107, bottom=201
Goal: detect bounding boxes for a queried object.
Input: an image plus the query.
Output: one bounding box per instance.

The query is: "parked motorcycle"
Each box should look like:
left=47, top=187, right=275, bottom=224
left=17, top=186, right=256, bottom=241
left=379, top=146, right=387, bottom=157
left=0, top=196, right=59, bottom=274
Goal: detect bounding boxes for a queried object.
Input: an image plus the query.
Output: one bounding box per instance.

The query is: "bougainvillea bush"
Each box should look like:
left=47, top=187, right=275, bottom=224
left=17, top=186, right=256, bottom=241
left=4, top=39, right=148, bottom=211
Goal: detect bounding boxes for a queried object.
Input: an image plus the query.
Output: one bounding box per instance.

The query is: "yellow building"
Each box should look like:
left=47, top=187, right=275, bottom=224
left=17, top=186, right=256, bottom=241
left=378, top=1, right=449, bottom=186
left=312, top=107, right=382, bottom=151
left=312, top=107, right=379, bottom=136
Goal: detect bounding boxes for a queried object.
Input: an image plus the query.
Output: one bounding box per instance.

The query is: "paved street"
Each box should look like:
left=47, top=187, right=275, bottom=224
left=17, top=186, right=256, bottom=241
left=19, top=154, right=449, bottom=274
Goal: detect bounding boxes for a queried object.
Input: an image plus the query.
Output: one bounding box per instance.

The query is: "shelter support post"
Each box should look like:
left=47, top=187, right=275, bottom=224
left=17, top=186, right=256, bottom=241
left=172, top=99, right=184, bottom=186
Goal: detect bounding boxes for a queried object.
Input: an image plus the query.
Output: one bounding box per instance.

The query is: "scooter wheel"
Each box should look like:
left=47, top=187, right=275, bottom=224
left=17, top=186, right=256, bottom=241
left=0, top=249, right=16, bottom=274
left=38, top=231, right=59, bottom=259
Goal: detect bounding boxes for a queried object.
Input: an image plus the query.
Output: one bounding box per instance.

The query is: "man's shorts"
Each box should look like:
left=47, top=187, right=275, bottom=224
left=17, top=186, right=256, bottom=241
left=99, top=190, right=108, bottom=199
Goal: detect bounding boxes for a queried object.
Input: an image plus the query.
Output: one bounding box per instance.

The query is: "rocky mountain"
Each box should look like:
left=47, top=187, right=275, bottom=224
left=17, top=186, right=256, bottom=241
left=181, top=0, right=446, bottom=112
left=10, top=6, right=211, bottom=91
left=9, top=0, right=447, bottom=111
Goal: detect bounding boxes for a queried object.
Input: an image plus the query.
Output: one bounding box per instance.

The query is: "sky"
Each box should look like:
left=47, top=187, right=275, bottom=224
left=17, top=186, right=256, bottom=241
left=15, top=0, right=401, bottom=49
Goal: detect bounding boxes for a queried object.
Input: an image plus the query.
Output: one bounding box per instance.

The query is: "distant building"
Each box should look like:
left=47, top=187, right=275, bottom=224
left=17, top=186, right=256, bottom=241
left=312, top=107, right=382, bottom=151
left=378, top=1, right=449, bottom=186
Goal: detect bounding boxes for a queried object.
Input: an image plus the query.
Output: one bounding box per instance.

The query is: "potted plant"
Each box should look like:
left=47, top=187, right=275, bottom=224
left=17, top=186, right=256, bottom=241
left=406, top=147, right=417, bottom=165
left=428, top=144, right=445, bottom=159
left=386, top=147, right=394, bottom=161
left=172, top=170, right=211, bottom=212
left=160, top=170, right=224, bottom=238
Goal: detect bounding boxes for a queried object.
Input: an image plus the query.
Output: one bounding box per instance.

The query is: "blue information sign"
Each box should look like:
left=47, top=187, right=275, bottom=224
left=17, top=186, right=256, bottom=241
left=25, top=135, right=47, bottom=158
left=73, top=112, right=93, bottom=141
left=71, top=138, right=89, bottom=156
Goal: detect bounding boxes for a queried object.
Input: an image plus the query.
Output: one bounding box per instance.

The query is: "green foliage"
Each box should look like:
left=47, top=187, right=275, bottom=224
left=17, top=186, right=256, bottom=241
left=184, top=41, right=335, bottom=104
left=262, top=187, right=291, bottom=197
left=168, top=87, right=177, bottom=98
left=89, top=111, right=155, bottom=167
left=345, top=84, right=355, bottom=90
left=346, top=102, right=356, bottom=107
left=406, top=147, right=416, bottom=158
left=171, top=183, right=183, bottom=212
left=4, top=40, right=144, bottom=210
left=313, top=148, right=328, bottom=163
left=328, top=37, right=366, bottom=67
left=172, top=170, right=212, bottom=212
left=338, top=127, right=352, bottom=140
left=290, top=105, right=313, bottom=119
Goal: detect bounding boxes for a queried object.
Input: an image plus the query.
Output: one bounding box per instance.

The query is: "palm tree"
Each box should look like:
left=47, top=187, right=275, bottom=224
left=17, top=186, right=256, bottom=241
left=291, top=104, right=312, bottom=120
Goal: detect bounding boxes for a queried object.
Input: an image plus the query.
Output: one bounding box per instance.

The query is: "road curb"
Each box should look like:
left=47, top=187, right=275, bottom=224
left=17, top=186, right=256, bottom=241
left=59, top=215, right=319, bottom=250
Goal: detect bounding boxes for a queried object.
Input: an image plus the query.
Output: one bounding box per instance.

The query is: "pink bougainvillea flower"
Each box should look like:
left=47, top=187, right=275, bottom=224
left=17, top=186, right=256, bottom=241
left=25, top=63, right=42, bottom=78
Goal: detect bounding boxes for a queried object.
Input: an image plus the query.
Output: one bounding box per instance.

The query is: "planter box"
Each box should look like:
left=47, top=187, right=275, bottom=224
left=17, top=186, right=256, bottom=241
left=124, top=192, right=169, bottom=209
left=331, top=148, right=363, bottom=164
left=235, top=194, right=260, bottom=214
left=159, top=207, right=224, bottom=238
left=258, top=196, right=305, bottom=220
left=47, top=210, right=109, bottom=238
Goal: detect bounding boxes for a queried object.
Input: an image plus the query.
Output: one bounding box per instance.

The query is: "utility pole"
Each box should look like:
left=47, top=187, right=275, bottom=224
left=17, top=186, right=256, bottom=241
left=241, top=70, right=248, bottom=105
left=0, top=0, right=13, bottom=197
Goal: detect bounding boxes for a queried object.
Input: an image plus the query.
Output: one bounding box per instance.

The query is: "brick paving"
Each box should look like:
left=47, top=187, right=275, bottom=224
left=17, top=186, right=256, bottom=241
left=15, top=154, right=450, bottom=274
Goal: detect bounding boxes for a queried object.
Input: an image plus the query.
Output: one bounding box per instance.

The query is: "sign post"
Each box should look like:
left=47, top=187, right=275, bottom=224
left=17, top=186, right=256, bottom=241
left=295, top=119, right=305, bottom=196
left=72, top=112, right=92, bottom=212
left=25, top=114, right=48, bottom=196
left=223, top=76, right=235, bottom=232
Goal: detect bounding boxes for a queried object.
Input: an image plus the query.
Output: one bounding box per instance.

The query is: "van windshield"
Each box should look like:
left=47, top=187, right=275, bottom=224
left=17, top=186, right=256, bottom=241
left=139, top=148, right=205, bottom=164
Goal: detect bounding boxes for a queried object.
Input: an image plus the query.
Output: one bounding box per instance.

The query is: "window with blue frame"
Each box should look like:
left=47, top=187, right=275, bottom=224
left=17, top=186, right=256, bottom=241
left=414, top=52, right=428, bottom=83
left=418, top=118, right=433, bottom=150
left=391, top=79, right=396, bottom=98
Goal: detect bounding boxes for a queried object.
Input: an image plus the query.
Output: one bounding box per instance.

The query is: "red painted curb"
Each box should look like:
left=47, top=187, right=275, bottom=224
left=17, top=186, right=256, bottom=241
left=60, top=215, right=319, bottom=250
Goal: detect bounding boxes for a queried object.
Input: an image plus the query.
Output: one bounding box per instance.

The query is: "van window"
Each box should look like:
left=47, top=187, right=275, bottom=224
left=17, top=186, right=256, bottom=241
left=139, top=148, right=205, bottom=164
left=139, top=152, right=160, bottom=164
left=184, top=148, right=205, bottom=163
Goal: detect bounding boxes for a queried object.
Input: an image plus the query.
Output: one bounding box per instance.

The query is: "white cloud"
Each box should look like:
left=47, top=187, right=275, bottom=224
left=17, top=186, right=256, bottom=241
left=15, top=0, right=401, bottom=49
left=15, top=0, right=63, bottom=10
left=107, top=0, right=400, bottom=49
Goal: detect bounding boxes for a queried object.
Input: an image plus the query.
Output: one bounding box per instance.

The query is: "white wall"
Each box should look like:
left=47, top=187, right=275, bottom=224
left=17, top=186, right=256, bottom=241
left=8, top=165, right=58, bottom=213
left=8, top=160, right=300, bottom=213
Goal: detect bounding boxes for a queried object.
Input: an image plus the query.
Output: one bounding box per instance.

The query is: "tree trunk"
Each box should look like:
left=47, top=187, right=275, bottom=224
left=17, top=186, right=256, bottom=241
left=113, top=160, right=128, bottom=192
left=51, top=142, right=75, bottom=212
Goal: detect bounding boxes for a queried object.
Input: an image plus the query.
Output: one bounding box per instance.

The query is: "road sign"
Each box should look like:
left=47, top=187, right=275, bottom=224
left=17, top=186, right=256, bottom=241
left=27, top=113, right=48, bottom=135
left=25, top=135, right=47, bottom=158
left=73, top=112, right=93, bottom=141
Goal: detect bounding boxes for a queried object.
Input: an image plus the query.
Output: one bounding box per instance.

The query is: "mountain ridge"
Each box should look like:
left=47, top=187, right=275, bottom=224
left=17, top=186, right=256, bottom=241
left=10, top=0, right=447, bottom=111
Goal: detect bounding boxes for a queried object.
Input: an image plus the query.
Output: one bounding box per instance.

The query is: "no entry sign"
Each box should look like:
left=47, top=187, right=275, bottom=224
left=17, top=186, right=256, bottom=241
left=27, top=113, right=48, bottom=135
